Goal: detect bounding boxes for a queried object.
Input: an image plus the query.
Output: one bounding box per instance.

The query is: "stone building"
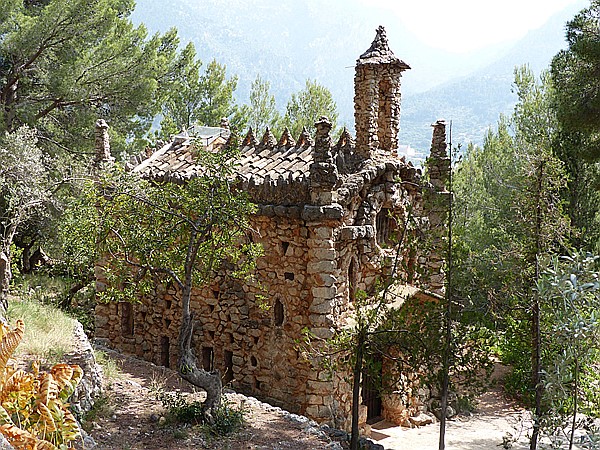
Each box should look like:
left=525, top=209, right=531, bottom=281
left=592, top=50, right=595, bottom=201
left=95, top=26, right=449, bottom=430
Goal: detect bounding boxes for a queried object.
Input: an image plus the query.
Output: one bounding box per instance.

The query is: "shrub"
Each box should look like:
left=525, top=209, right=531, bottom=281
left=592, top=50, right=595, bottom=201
left=0, top=320, right=83, bottom=449
left=152, top=384, right=246, bottom=436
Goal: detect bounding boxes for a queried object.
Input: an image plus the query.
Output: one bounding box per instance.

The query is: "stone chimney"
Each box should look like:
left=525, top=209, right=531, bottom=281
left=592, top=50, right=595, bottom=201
left=220, top=117, right=230, bottom=130
left=309, top=116, right=338, bottom=205
left=423, top=120, right=450, bottom=296
left=354, top=26, right=410, bottom=159
left=427, top=120, right=450, bottom=192
left=93, top=119, right=114, bottom=167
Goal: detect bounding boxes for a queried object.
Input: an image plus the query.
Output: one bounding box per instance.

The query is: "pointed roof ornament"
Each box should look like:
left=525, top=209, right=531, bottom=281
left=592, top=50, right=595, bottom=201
left=336, top=127, right=355, bottom=148
left=357, top=25, right=410, bottom=69
left=242, top=127, right=259, bottom=147
left=259, top=127, right=277, bottom=148
left=277, top=127, right=296, bottom=148
left=296, top=126, right=314, bottom=148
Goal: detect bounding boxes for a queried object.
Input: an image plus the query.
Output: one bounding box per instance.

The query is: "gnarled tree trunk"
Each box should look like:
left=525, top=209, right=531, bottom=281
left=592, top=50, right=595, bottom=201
left=178, top=312, right=222, bottom=411
left=178, top=269, right=222, bottom=413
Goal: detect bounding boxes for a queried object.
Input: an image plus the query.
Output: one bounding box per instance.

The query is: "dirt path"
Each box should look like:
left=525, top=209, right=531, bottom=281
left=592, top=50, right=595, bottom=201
left=86, top=350, right=543, bottom=450
left=86, top=348, right=332, bottom=450
left=371, top=388, right=531, bottom=449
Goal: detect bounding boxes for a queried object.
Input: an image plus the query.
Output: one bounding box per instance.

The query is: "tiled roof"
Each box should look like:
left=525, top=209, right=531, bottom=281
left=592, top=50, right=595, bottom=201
left=132, top=125, right=419, bottom=207
left=133, top=127, right=316, bottom=185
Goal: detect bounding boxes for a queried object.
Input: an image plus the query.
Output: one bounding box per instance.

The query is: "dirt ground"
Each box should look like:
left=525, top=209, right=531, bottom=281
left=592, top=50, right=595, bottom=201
left=85, top=349, right=333, bottom=450
left=371, top=388, right=531, bottom=449
left=85, top=349, right=540, bottom=450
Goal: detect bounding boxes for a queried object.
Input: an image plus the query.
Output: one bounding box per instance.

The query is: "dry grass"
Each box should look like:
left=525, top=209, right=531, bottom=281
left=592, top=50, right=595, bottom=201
left=6, top=294, right=76, bottom=365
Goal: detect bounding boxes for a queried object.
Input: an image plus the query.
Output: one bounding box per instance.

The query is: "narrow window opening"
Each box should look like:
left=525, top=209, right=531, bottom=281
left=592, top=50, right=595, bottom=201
left=160, top=336, right=170, bottom=368
left=120, top=302, right=134, bottom=337
left=274, top=299, right=285, bottom=326
left=253, top=336, right=259, bottom=345
left=165, top=300, right=172, bottom=309
left=250, top=355, right=258, bottom=367
left=227, top=332, right=234, bottom=344
left=281, top=241, right=290, bottom=255
left=165, top=318, right=171, bottom=328
left=212, top=289, right=219, bottom=299
left=209, top=304, right=215, bottom=313
left=208, top=330, right=215, bottom=340
left=202, top=346, right=214, bottom=371
left=254, top=379, right=261, bottom=390
left=376, top=208, right=397, bottom=248
left=223, top=350, right=234, bottom=384
left=284, top=272, right=295, bottom=281
left=377, top=79, right=393, bottom=149
left=348, top=258, right=358, bottom=303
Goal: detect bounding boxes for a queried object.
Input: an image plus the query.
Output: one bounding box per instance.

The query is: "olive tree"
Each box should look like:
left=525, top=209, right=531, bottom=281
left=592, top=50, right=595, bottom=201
left=70, top=140, right=260, bottom=412
left=0, top=127, right=54, bottom=310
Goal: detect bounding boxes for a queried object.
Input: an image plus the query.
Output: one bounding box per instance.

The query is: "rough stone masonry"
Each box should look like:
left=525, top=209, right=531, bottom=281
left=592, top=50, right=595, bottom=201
left=94, top=26, right=450, bottom=432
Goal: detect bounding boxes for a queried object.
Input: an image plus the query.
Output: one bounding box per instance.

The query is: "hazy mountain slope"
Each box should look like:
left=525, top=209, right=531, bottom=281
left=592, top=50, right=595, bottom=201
left=132, top=0, right=585, bottom=156
left=400, top=1, right=586, bottom=155
left=132, top=0, right=514, bottom=128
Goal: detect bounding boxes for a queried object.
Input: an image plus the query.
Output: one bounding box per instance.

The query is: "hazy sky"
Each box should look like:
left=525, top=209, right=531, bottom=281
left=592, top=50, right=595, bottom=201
left=362, top=0, right=586, bottom=53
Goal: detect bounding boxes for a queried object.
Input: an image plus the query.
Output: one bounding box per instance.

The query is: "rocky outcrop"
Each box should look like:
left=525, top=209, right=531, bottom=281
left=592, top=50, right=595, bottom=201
left=64, top=321, right=103, bottom=418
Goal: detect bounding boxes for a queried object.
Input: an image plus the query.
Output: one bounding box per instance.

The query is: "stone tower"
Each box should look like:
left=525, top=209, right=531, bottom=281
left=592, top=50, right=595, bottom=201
left=354, top=26, right=410, bottom=158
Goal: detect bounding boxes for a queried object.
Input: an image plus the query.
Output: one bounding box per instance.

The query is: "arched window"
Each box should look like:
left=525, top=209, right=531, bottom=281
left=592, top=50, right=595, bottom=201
left=274, top=298, right=285, bottom=326
left=376, top=208, right=397, bottom=248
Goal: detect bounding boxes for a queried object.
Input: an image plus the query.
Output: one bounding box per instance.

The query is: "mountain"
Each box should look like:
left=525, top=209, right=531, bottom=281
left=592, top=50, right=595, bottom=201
left=131, top=0, right=586, bottom=160
left=400, top=1, right=587, bottom=160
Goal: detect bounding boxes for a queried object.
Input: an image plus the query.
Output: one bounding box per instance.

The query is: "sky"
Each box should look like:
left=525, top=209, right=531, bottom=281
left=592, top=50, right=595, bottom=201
left=360, top=0, right=587, bottom=53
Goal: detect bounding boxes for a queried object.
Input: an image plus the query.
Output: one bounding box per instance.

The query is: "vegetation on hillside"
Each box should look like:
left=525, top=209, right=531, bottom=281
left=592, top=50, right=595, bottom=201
left=1, top=0, right=600, bottom=449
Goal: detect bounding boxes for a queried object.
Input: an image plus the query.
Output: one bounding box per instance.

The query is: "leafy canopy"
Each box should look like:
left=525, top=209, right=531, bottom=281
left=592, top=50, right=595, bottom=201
left=159, top=51, right=248, bottom=139
left=72, top=143, right=259, bottom=304
left=0, top=0, right=179, bottom=157
left=552, top=0, right=600, bottom=161
left=283, top=79, right=338, bottom=138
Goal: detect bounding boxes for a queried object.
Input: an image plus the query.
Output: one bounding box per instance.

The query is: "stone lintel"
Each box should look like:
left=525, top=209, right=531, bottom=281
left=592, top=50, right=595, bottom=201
left=302, top=204, right=344, bottom=221
left=338, top=225, right=375, bottom=241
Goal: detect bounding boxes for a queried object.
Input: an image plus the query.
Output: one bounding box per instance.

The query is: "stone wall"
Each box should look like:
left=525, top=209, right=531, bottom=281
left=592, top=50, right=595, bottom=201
left=95, top=176, right=422, bottom=428
left=94, top=25, right=449, bottom=433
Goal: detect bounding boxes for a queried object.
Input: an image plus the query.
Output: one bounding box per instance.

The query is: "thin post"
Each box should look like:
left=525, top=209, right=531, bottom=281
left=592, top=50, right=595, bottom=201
left=438, top=121, right=453, bottom=450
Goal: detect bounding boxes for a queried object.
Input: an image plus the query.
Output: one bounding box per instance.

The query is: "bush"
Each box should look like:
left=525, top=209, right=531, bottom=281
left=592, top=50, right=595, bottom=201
left=0, top=320, right=83, bottom=449
left=152, top=385, right=246, bottom=436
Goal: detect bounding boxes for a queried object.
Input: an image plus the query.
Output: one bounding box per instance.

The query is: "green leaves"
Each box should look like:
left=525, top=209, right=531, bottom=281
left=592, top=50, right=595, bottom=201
left=0, top=127, right=53, bottom=253
left=0, top=0, right=177, bottom=157
left=551, top=0, right=600, bottom=161
left=538, top=252, right=600, bottom=433
left=283, top=79, right=338, bottom=138
left=248, top=74, right=281, bottom=134
left=159, top=55, right=247, bottom=137
left=71, top=142, right=258, bottom=308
